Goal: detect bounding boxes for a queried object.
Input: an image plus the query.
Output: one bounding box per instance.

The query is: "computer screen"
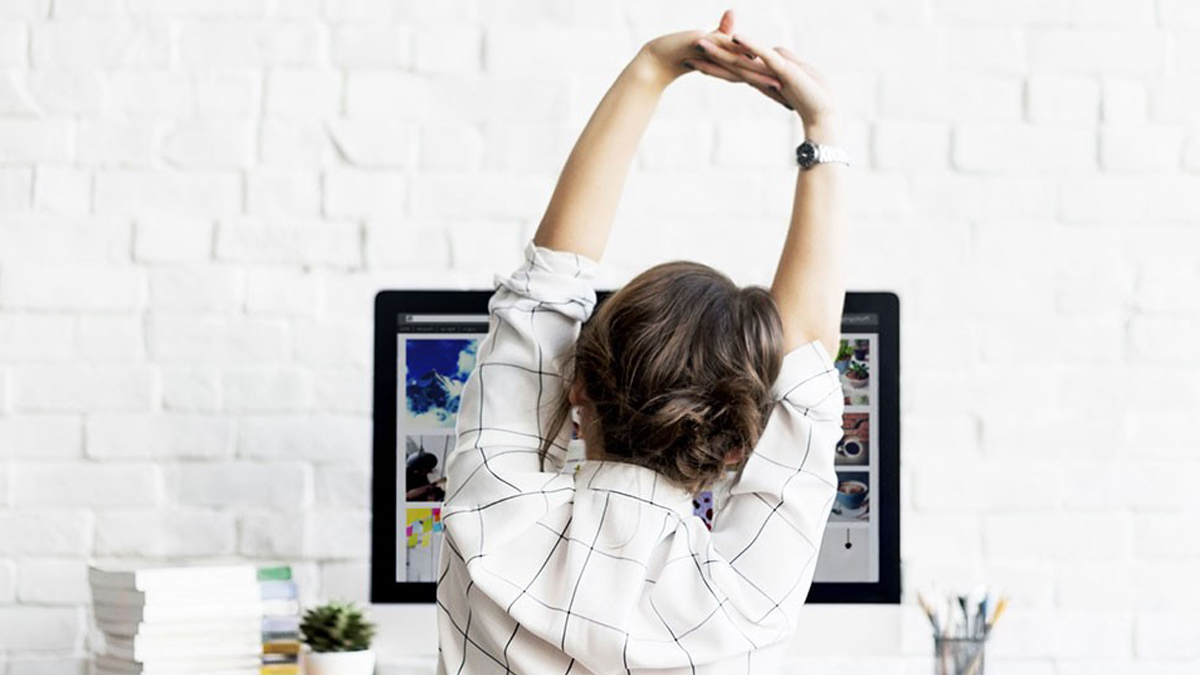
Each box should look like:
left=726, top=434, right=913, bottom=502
left=372, top=291, right=899, bottom=603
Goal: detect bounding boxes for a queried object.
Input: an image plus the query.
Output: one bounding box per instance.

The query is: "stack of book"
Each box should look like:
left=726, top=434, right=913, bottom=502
left=257, top=565, right=302, bottom=675
left=89, top=563, right=264, bottom=675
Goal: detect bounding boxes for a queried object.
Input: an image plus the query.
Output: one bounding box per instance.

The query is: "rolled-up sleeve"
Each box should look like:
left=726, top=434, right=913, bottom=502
left=698, top=338, right=845, bottom=644
left=442, top=239, right=600, bottom=554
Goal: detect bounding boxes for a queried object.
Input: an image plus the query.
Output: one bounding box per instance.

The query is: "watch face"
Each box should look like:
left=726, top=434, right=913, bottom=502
left=797, top=142, right=817, bottom=166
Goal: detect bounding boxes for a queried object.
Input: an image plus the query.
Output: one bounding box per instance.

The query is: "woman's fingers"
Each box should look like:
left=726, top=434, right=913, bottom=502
left=716, top=8, right=735, bottom=35
left=696, top=41, right=781, bottom=89
left=773, top=45, right=801, bottom=64
left=709, top=31, right=756, bottom=61
left=688, top=54, right=791, bottom=109
left=753, top=82, right=793, bottom=110
left=689, top=46, right=790, bottom=109
left=729, top=32, right=790, bottom=76
left=693, top=56, right=791, bottom=110
left=773, top=45, right=829, bottom=88
left=691, top=20, right=797, bottom=112
left=732, top=64, right=783, bottom=91
left=683, top=57, right=741, bottom=83
left=744, top=79, right=792, bottom=111
left=697, top=35, right=773, bottom=78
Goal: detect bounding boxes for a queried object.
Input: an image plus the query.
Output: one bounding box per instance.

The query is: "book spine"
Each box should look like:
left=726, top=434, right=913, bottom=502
left=89, top=564, right=259, bottom=591
left=256, top=565, right=292, bottom=582
left=258, top=580, right=299, bottom=601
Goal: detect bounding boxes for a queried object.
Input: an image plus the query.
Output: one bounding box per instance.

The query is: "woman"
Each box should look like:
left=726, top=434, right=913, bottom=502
left=406, top=449, right=446, bottom=502
left=437, top=10, right=847, bottom=674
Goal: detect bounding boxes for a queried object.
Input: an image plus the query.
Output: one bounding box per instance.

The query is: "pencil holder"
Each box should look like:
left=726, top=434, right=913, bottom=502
left=933, top=636, right=986, bottom=675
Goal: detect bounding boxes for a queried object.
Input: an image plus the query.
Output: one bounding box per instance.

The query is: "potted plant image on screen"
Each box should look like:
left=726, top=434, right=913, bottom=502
left=845, top=360, right=869, bottom=389
left=852, top=338, right=869, bottom=361
left=835, top=339, right=854, bottom=375
left=839, top=337, right=870, bottom=406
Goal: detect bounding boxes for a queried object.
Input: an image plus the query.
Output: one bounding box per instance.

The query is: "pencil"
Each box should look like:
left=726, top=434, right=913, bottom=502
left=986, top=597, right=1008, bottom=632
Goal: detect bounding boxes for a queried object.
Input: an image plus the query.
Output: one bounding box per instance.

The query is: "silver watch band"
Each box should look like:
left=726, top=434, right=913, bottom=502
left=814, top=143, right=850, bottom=166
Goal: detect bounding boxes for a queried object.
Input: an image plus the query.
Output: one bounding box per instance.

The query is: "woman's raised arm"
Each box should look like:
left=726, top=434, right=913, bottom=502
left=530, top=49, right=669, bottom=262
left=689, top=29, right=848, bottom=358
left=532, top=17, right=757, bottom=262
left=741, top=36, right=847, bottom=357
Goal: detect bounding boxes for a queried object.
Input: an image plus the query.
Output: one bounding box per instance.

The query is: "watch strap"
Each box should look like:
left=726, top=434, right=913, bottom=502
left=796, top=140, right=851, bottom=169
left=815, top=143, right=850, bottom=166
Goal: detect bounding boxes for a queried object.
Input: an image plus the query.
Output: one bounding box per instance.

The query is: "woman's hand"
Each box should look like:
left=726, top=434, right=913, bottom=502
left=634, top=9, right=783, bottom=92
left=685, top=13, right=842, bottom=134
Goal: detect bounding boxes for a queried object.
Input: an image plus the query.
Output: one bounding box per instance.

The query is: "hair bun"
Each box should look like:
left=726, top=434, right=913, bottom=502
left=538, top=259, right=785, bottom=493
left=706, top=377, right=755, bottom=410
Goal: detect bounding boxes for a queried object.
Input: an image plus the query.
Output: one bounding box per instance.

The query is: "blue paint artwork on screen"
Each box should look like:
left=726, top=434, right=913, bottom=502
left=405, top=339, right=479, bottom=428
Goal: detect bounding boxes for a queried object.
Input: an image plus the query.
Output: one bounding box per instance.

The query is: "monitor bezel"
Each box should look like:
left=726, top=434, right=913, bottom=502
left=371, top=290, right=900, bottom=604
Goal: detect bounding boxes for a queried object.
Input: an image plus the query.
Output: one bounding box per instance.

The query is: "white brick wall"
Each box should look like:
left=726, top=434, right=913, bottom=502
left=0, top=0, right=1197, bottom=671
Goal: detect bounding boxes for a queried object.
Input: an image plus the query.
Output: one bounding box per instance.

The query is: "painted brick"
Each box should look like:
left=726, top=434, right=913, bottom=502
left=0, top=606, right=83, bottom=652
left=10, top=365, right=155, bottom=412
left=0, top=119, right=70, bottom=162
left=133, top=216, right=214, bottom=263
left=0, top=511, right=91, bottom=555
left=94, top=509, right=236, bottom=556
left=264, top=69, right=341, bottom=117
left=953, top=123, right=1095, bottom=172
left=86, top=413, right=234, bottom=459
left=95, top=171, right=241, bottom=216
left=16, top=558, right=88, bottom=604
left=169, top=461, right=310, bottom=509
left=1026, top=75, right=1100, bottom=123
left=332, top=24, right=411, bottom=67
left=1027, top=29, right=1166, bottom=74
left=0, top=264, right=142, bottom=311
left=13, top=462, right=160, bottom=507
left=1100, top=125, right=1187, bottom=171
left=236, top=414, right=369, bottom=463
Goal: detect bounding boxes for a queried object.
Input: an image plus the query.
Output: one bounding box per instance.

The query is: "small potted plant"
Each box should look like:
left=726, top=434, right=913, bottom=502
left=299, top=599, right=377, bottom=675
left=852, top=338, right=869, bottom=361
left=845, top=360, right=869, bottom=389
left=835, top=340, right=854, bottom=374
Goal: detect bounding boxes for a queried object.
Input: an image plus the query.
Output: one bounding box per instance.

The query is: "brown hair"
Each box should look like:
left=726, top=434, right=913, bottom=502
left=538, top=260, right=786, bottom=494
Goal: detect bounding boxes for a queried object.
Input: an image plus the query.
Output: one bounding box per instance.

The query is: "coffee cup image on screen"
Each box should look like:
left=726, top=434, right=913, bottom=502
left=405, top=435, right=451, bottom=502
left=836, top=413, right=870, bottom=466
left=404, top=338, right=479, bottom=429
left=831, top=471, right=869, bottom=522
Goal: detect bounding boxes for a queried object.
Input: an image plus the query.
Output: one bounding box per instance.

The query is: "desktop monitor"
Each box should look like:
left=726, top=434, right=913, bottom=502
left=371, top=290, right=899, bottom=604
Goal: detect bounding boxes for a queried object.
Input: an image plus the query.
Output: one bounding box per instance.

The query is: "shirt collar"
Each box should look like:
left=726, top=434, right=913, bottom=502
left=573, top=459, right=697, bottom=520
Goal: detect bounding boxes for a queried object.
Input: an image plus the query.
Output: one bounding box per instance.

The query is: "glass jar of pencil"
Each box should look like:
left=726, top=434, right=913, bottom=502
left=934, top=636, right=986, bottom=675
left=919, top=587, right=1007, bottom=675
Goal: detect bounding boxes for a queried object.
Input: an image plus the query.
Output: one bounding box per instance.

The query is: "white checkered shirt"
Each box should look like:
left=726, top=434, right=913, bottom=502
left=436, top=240, right=845, bottom=675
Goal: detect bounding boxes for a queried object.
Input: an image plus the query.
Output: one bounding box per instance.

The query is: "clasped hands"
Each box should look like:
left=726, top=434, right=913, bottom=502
left=637, top=9, right=840, bottom=141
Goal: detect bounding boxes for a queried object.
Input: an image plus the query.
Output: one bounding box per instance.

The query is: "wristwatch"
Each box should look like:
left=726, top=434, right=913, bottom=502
left=795, top=139, right=851, bottom=170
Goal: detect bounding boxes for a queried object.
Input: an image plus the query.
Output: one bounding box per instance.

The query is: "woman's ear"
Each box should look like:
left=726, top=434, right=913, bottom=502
left=568, top=379, right=583, bottom=407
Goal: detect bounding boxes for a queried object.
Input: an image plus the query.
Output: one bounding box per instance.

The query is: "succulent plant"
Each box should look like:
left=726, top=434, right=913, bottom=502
left=300, top=600, right=376, bottom=652
left=836, top=340, right=854, bottom=362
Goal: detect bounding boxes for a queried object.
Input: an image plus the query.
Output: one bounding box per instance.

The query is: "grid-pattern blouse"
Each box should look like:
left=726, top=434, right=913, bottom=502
left=436, top=240, right=845, bottom=675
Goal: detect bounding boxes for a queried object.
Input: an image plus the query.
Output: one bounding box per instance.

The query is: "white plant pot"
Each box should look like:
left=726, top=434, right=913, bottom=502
left=302, top=649, right=376, bottom=675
